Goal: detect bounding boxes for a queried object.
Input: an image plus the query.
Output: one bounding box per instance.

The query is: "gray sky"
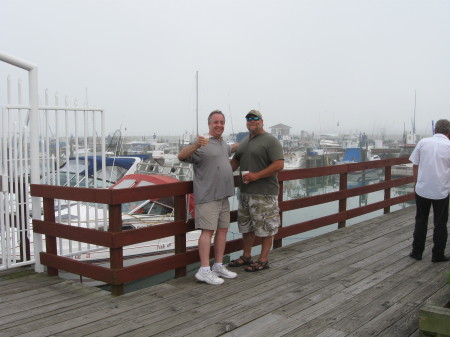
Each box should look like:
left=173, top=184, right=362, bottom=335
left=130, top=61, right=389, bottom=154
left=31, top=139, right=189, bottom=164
left=1, top=0, right=449, bottom=139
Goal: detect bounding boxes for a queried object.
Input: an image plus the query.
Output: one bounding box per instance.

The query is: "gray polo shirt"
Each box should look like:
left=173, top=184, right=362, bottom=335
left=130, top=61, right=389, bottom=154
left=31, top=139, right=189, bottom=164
left=182, top=137, right=235, bottom=204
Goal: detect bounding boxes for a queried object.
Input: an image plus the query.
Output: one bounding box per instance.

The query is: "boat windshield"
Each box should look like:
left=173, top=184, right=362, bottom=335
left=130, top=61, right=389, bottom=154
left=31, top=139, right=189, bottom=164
left=123, top=200, right=173, bottom=216
left=398, top=146, right=415, bottom=157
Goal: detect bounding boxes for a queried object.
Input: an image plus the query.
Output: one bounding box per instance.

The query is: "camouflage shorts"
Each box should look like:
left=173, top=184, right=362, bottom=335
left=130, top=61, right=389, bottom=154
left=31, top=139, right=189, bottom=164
left=237, top=192, right=280, bottom=237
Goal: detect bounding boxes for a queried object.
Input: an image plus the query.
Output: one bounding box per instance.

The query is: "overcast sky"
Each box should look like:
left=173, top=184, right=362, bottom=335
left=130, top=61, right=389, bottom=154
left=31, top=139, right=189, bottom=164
left=1, top=0, right=449, bottom=139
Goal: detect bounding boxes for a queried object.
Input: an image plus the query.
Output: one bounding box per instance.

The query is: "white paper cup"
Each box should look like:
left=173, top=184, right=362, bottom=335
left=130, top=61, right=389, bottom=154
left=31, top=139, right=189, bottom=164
left=241, top=171, right=250, bottom=184
left=199, top=135, right=209, bottom=145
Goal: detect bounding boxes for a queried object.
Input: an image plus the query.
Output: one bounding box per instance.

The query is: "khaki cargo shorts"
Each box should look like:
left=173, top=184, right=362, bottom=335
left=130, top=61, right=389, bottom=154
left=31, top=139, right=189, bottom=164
left=237, top=192, right=280, bottom=237
left=195, top=197, right=230, bottom=230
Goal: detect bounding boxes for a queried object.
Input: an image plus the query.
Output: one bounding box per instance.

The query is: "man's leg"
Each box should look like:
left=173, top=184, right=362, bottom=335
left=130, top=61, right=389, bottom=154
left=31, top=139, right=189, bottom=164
left=228, top=194, right=255, bottom=267
left=242, top=231, right=255, bottom=259
left=198, top=229, right=214, bottom=267
left=258, top=235, right=274, bottom=262
left=238, top=193, right=255, bottom=259
left=213, top=228, right=228, bottom=264
left=212, top=227, right=238, bottom=278
left=255, top=194, right=278, bottom=263
left=411, top=194, right=431, bottom=258
left=431, top=196, right=449, bottom=259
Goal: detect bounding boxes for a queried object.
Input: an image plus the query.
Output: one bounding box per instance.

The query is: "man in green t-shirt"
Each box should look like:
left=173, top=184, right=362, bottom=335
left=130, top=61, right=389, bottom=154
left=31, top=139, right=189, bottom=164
left=229, top=110, right=284, bottom=271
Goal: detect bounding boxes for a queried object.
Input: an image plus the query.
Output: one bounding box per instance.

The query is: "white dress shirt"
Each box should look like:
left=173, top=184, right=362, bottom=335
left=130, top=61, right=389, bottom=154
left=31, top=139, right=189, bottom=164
left=409, top=133, right=450, bottom=199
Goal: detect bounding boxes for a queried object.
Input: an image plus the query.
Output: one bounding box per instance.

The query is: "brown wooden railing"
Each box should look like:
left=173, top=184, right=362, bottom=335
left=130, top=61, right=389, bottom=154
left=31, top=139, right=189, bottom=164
left=31, top=156, right=414, bottom=295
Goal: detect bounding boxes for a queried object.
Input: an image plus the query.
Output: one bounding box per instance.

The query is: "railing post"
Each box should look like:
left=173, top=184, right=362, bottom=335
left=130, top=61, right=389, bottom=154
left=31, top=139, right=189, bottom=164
left=273, top=180, right=283, bottom=249
left=384, top=166, right=392, bottom=214
left=338, top=172, right=348, bottom=229
left=0, top=52, right=44, bottom=272
left=109, top=204, right=124, bottom=296
left=9, top=179, right=31, bottom=261
left=174, top=194, right=187, bottom=278
left=42, top=197, right=58, bottom=276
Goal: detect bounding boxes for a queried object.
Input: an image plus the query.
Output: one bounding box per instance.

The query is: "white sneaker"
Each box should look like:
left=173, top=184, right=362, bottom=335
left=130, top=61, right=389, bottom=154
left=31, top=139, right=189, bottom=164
left=195, top=269, right=224, bottom=285
left=212, top=264, right=237, bottom=279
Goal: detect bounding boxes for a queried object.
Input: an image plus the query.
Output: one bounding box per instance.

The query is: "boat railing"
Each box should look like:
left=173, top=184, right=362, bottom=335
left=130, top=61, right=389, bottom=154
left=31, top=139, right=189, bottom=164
left=30, top=156, right=414, bottom=295
left=135, top=161, right=193, bottom=181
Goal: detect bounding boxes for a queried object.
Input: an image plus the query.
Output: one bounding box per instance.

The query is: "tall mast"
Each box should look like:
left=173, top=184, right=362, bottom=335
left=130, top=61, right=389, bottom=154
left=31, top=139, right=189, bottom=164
left=196, top=70, right=199, bottom=135
left=413, top=90, right=416, bottom=135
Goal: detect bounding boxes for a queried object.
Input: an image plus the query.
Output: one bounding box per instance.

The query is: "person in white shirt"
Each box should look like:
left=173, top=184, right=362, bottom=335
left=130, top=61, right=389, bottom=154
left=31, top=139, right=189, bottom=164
left=409, top=119, right=450, bottom=262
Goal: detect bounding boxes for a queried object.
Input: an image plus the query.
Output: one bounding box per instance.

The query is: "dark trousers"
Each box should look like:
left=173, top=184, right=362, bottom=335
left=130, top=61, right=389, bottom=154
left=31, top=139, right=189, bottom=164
left=412, top=193, right=449, bottom=258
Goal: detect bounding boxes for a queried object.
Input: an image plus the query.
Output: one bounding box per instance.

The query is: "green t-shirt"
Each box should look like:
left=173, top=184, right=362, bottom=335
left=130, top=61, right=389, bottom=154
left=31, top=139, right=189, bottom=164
left=233, top=132, right=284, bottom=195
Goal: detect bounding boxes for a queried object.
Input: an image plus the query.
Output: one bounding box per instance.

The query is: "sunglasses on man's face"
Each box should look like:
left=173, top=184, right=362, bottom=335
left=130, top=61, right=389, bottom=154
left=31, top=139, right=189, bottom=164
left=246, top=116, right=261, bottom=122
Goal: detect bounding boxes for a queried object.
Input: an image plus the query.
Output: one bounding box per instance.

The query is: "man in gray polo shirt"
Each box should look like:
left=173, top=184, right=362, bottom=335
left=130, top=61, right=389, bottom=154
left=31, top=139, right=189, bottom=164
left=178, top=110, right=238, bottom=285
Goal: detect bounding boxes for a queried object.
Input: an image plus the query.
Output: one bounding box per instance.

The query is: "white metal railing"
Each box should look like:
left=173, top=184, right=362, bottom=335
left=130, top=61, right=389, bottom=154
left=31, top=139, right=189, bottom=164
left=0, top=52, right=106, bottom=272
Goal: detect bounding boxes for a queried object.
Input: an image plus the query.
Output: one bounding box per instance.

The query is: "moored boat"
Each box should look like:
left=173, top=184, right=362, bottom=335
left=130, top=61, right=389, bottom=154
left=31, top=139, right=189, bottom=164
left=41, top=155, right=147, bottom=188
left=332, top=147, right=382, bottom=183
left=391, top=144, right=415, bottom=177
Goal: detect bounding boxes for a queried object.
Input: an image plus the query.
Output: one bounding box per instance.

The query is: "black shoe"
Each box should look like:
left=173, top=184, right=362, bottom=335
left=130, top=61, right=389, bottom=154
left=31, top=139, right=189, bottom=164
left=409, top=252, right=422, bottom=261
left=432, top=256, right=449, bottom=263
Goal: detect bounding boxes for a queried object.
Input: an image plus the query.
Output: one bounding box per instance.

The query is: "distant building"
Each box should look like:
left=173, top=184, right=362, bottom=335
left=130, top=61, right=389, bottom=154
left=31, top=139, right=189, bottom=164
left=269, top=123, right=292, bottom=140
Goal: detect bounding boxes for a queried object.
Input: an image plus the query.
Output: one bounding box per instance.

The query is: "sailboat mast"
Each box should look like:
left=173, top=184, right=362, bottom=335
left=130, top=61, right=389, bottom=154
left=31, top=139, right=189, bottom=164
left=413, top=90, right=416, bottom=135
left=196, top=70, right=199, bottom=135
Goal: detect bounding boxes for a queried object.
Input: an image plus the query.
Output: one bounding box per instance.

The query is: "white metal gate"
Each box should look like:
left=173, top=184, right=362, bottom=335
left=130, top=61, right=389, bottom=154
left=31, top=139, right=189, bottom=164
left=0, top=52, right=106, bottom=271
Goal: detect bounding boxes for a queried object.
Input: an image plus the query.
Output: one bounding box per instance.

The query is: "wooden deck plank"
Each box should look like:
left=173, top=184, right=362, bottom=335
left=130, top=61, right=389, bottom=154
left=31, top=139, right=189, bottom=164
left=111, top=232, right=400, bottom=336
left=376, top=308, right=422, bottom=337
left=89, top=229, right=389, bottom=336
left=1, top=295, right=108, bottom=330
left=0, top=206, right=448, bottom=337
left=178, top=269, right=371, bottom=337
left=274, top=247, right=435, bottom=335
left=276, top=254, right=446, bottom=337
left=0, top=274, right=63, bottom=295
left=2, top=273, right=224, bottom=336
left=166, top=238, right=418, bottom=336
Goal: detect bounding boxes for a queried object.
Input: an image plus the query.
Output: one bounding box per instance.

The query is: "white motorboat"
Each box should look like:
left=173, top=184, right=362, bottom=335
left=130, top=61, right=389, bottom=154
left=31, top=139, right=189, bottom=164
left=391, top=144, right=415, bottom=178
left=126, top=140, right=157, bottom=155
left=42, top=155, right=147, bottom=188
left=283, top=151, right=305, bottom=170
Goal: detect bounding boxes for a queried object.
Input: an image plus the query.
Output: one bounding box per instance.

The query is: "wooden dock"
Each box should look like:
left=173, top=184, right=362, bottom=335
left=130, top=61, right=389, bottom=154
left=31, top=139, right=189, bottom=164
left=1, top=206, right=449, bottom=337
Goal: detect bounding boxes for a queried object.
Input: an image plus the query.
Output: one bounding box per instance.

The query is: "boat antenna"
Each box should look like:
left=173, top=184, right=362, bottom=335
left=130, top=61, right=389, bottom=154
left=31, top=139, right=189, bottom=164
left=196, top=70, right=199, bottom=135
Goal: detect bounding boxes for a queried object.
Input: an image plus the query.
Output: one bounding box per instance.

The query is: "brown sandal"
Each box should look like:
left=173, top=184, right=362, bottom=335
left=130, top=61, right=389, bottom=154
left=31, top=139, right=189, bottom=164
left=245, top=260, right=270, bottom=272
left=228, top=255, right=253, bottom=267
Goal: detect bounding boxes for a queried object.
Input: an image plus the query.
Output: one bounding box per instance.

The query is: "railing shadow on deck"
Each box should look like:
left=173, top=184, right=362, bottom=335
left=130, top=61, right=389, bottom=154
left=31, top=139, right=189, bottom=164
left=31, top=156, right=415, bottom=295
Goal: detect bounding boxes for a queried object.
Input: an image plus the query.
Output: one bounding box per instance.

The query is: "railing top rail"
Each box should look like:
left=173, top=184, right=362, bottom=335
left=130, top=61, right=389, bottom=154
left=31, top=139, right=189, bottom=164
left=31, top=157, right=412, bottom=203
left=31, top=180, right=193, bottom=204
left=279, top=156, right=410, bottom=180
left=0, top=51, right=37, bottom=71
